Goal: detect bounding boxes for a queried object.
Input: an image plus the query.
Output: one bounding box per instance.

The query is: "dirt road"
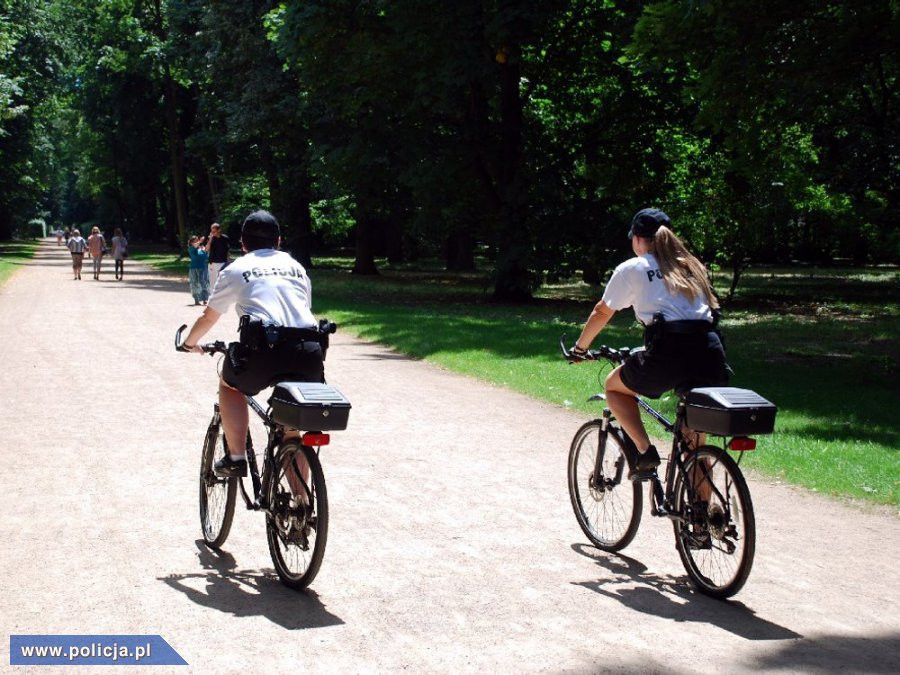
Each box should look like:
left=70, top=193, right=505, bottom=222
left=1, top=240, right=897, bottom=672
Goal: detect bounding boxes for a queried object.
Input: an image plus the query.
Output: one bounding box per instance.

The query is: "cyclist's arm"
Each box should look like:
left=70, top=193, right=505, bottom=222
left=574, top=300, right=615, bottom=351
left=182, top=306, right=222, bottom=352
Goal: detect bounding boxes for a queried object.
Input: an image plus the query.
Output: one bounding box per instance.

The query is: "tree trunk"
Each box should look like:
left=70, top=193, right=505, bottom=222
left=384, top=217, right=404, bottom=265
left=352, top=211, right=379, bottom=275
left=446, top=227, right=476, bottom=271
left=201, top=160, right=221, bottom=224
left=284, top=168, right=313, bottom=268
left=163, top=70, right=189, bottom=246
left=727, top=254, right=746, bottom=301
left=0, top=208, right=12, bottom=240
left=491, top=42, right=532, bottom=301
left=582, top=264, right=601, bottom=285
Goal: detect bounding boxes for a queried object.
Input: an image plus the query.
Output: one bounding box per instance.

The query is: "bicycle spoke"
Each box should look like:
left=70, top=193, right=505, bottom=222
left=674, top=447, right=755, bottom=598
left=199, top=423, right=236, bottom=548
left=568, top=422, right=642, bottom=552
left=266, top=444, right=328, bottom=589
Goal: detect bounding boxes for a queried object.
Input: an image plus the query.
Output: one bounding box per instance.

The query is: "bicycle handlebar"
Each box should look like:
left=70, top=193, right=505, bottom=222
left=174, top=324, right=227, bottom=355
left=175, top=319, right=338, bottom=355
left=559, top=334, right=638, bottom=364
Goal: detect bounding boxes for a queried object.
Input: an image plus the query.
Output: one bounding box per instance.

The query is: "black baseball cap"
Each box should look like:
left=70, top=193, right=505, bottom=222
left=627, top=208, right=670, bottom=239
left=241, top=210, right=280, bottom=240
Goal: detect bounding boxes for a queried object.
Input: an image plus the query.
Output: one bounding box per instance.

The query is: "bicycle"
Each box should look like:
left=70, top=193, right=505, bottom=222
left=560, top=337, right=776, bottom=598
left=175, top=322, right=351, bottom=590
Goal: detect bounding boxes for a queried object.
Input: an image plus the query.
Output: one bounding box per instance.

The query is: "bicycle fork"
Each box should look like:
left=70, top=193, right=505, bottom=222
left=591, top=410, right=625, bottom=491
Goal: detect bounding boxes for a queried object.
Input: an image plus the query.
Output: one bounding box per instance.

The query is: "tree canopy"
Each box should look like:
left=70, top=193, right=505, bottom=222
left=1, top=0, right=897, bottom=297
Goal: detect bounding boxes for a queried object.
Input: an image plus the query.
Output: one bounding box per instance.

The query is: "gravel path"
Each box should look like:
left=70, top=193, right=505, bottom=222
left=1, top=240, right=898, bottom=673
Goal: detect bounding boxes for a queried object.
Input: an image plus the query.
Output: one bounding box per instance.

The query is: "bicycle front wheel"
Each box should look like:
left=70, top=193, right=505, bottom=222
left=199, top=421, right=237, bottom=548
left=567, top=421, right=642, bottom=551
left=265, top=443, right=329, bottom=589
left=673, top=445, right=755, bottom=599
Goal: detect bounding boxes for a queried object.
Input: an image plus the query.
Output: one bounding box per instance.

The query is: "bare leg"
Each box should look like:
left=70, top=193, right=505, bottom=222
left=604, top=367, right=652, bottom=453
left=682, top=424, right=712, bottom=502
left=218, top=378, right=249, bottom=459
left=283, top=444, right=311, bottom=502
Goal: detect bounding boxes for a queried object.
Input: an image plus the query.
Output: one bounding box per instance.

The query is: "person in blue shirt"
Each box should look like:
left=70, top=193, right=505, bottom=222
left=187, top=235, right=211, bottom=305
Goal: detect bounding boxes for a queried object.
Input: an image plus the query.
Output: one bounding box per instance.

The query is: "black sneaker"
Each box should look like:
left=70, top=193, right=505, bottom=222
left=214, top=454, right=247, bottom=477
left=628, top=445, right=661, bottom=481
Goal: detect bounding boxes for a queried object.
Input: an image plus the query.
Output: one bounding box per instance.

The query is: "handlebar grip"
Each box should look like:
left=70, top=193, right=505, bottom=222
left=175, top=324, right=188, bottom=352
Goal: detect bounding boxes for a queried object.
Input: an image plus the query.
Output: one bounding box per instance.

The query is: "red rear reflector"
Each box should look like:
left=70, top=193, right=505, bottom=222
left=302, top=432, right=330, bottom=446
left=729, top=437, right=756, bottom=451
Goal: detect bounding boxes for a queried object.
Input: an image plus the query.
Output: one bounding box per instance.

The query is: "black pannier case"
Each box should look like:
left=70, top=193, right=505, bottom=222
left=684, top=387, right=777, bottom=436
left=268, top=382, right=351, bottom=431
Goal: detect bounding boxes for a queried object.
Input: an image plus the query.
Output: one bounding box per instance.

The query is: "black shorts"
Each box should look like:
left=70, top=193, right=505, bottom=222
left=620, top=332, right=729, bottom=399
left=222, top=340, right=325, bottom=396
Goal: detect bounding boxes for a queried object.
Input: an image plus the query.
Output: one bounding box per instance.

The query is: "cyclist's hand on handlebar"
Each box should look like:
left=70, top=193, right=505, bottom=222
left=566, top=343, right=590, bottom=363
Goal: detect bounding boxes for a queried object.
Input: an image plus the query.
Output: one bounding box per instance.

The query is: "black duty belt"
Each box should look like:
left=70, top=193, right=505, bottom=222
left=654, top=320, right=714, bottom=335
left=276, top=326, right=323, bottom=342
left=238, top=316, right=322, bottom=349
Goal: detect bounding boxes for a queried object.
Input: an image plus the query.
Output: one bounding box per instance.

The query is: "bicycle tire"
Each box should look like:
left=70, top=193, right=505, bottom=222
left=567, top=421, right=643, bottom=552
left=265, top=442, right=329, bottom=590
left=199, top=421, right=237, bottom=548
left=672, top=445, right=755, bottom=599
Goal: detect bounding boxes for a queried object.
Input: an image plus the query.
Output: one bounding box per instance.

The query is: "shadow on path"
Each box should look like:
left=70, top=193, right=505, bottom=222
left=570, top=543, right=801, bottom=641
left=748, top=632, right=900, bottom=673
left=336, top=342, right=418, bottom=362
left=159, top=541, right=343, bottom=630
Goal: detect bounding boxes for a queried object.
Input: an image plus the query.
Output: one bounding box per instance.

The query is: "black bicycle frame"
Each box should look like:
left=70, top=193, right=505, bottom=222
left=591, top=392, right=730, bottom=523
left=235, top=394, right=280, bottom=511
left=237, top=393, right=317, bottom=513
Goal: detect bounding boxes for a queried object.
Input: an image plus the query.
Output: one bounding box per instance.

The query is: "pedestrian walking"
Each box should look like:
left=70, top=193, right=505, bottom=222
left=110, top=228, right=128, bottom=280
left=66, top=229, right=87, bottom=280
left=86, top=226, right=107, bottom=280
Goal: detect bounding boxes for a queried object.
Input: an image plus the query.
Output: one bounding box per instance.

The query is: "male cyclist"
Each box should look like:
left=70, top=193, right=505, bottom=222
left=181, top=210, right=324, bottom=476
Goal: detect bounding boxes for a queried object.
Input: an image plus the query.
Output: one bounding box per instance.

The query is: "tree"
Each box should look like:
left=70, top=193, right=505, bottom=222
left=0, top=0, right=68, bottom=238
left=632, top=0, right=899, bottom=271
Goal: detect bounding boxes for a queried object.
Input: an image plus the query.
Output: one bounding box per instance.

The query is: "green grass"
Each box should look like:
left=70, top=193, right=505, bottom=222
left=0, top=241, right=39, bottom=284
left=129, top=248, right=187, bottom=274
left=136, top=248, right=900, bottom=506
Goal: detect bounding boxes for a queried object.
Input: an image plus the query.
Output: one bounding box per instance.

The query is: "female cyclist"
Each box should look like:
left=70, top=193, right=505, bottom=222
left=571, top=208, right=729, bottom=479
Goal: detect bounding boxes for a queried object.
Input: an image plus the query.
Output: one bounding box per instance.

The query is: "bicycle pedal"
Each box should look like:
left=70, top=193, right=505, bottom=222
left=628, top=469, right=658, bottom=482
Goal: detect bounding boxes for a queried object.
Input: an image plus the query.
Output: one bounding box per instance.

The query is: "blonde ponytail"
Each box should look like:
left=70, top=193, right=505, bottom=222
left=649, top=226, right=719, bottom=309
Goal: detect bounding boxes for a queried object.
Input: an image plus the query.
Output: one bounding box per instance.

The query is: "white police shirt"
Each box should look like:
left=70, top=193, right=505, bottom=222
left=601, top=253, right=713, bottom=325
left=208, top=248, right=317, bottom=328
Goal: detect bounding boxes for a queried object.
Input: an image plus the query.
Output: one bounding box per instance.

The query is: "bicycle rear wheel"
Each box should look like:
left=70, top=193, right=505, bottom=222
left=568, top=421, right=642, bottom=551
left=265, top=442, right=329, bottom=589
left=199, top=421, right=237, bottom=548
left=673, top=445, right=755, bottom=599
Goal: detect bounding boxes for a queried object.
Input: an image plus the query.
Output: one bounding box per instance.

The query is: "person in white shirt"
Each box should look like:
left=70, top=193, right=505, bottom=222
left=66, top=229, right=87, bottom=280
left=180, top=210, right=325, bottom=477
left=571, top=208, right=729, bottom=478
left=110, top=228, right=128, bottom=280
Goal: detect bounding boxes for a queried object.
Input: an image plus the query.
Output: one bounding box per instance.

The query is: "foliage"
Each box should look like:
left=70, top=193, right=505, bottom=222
left=0, top=0, right=897, bottom=295
left=632, top=0, right=899, bottom=271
